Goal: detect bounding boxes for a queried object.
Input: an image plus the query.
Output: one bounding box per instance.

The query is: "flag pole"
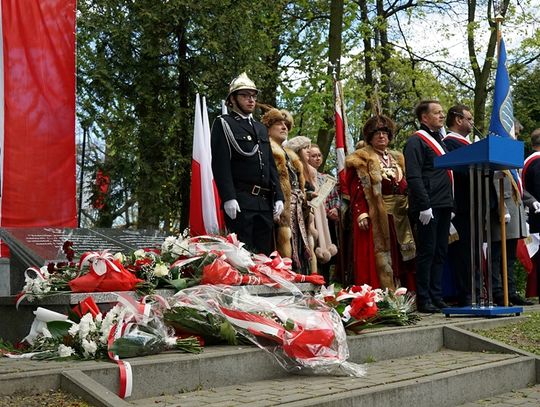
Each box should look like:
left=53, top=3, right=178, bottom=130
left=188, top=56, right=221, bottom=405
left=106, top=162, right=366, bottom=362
left=77, top=126, right=88, bottom=228
left=495, top=11, right=510, bottom=307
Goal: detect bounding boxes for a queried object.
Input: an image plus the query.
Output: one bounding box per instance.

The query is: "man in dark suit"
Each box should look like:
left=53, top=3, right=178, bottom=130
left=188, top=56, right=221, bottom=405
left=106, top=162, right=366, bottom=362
left=404, top=100, right=454, bottom=313
left=443, top=104, right=474, bottom=306
left=521, top=128, right=540, bottom=304
left=211, top=72, right=284, bottom=254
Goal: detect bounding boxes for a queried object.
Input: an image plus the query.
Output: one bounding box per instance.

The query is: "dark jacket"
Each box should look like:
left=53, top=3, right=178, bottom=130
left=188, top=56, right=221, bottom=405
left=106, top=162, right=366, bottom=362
left=523, top=153, right=540, bottom=233
left=444, top=135, right=471, bottom=215
left=404, top=124, right=454, bottom=213
left=211, top=110, right=284, bottom=212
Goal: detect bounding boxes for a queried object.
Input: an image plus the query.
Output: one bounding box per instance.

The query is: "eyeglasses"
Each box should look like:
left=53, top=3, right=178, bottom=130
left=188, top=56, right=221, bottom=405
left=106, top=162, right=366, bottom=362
left=237, top=92, right=258, bottom=100
left=373, top=130, right=389, bottom=138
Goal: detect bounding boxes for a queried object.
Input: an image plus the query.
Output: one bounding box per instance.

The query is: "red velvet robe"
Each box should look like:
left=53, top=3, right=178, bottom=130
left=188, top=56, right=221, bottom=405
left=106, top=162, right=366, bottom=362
left=346, top=168, right=379, bottom=287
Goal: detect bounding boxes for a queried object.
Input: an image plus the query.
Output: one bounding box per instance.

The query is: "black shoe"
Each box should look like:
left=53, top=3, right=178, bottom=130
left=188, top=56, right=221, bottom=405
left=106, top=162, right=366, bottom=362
left=433, top=300, right=449, bottom=309
left=417, top=303, right=441, bottom=313
left=509, top=296, right=534, bottom=306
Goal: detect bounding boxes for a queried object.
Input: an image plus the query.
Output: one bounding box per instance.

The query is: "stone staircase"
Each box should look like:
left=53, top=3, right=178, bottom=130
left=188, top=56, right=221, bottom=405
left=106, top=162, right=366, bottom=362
left=1, top=314, right=538, bottom=407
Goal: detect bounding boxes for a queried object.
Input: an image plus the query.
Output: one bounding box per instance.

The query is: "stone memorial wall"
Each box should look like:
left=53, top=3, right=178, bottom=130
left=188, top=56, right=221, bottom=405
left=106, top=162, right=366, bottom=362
left=0, top=227, right=165, bottom=295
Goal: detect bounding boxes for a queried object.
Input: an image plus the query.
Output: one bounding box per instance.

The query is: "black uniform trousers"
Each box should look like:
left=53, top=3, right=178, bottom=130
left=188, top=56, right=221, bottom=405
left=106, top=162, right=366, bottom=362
left=448, top=213, right=474, bottom=305
left=225, top=208, right=273, bottom=255
left=491, top=238, right=518, bottom=301
left=412, top=207, right=452, bottom=306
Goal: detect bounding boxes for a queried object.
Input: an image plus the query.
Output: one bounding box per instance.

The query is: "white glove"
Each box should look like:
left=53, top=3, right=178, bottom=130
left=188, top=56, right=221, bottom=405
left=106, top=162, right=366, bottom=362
left=504, top=212, right=511, bottom=223
left=451, top=212, right=456, bottom=220
left=533, top=201, right=540, bottom=214
left=419, top=208, right=434, bottom=225
left=224, top=199, right=241, bottom=220
left=273, top=200, right=284, bottom=218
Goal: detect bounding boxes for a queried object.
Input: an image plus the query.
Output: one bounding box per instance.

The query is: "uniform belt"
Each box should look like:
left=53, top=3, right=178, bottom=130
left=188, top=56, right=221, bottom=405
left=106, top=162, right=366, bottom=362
left=236, top=182, right=271, bottom=196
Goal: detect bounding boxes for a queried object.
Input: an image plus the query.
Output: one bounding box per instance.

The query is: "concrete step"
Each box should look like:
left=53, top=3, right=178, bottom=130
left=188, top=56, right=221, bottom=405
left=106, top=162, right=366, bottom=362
left=1, top=313, right=538, bottom=407
left=0, top=324, right=447, bottom=401
left=457, top=384, right=540, bottom=406
left=129, top=349, right=537, bottom=407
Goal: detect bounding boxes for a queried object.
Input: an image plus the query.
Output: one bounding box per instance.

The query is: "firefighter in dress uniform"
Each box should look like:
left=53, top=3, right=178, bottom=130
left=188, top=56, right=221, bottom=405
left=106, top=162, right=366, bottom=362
left=210, top=72, right=284, bottom=254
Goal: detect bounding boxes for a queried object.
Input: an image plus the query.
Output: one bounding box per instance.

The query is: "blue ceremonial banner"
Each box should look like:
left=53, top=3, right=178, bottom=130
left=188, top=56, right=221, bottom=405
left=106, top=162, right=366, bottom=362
left=488, top=37, right=523, bottom=196
left=488, top=38, right=514, bottom=139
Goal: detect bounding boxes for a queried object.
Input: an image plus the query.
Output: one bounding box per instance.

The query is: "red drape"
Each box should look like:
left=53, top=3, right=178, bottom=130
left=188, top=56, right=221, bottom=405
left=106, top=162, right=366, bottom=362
left=1, top=0, right=76, bottom=227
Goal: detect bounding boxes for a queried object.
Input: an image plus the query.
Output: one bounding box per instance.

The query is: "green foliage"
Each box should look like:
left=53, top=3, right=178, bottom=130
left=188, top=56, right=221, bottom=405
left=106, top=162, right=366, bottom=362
left=513, top=63, right=540, bottom=144
left=76, top=0, right=538, bottom=229
left=47, top=321, right=73, bottom=340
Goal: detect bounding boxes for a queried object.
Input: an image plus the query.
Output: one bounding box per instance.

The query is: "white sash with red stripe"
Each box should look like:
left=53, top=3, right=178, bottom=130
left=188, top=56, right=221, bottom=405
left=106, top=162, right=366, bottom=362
left=523, top=151, right=540, bottom=181
left=414, top=130, right=454, bottom=191
left=442, top=131, right=471, bottom=146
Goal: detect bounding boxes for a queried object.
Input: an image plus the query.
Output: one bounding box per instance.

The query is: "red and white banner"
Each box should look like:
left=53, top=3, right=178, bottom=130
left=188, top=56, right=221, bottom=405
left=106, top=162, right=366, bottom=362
left=334, top=81, right=353, bottom=197
left=0, top=0, right=77, bottom=228
left=189, top=94, right=224, bottom=236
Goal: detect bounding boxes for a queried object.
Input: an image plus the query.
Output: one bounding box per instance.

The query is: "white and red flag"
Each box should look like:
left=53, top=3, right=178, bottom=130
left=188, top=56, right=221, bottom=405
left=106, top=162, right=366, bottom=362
left=0, top=0, right=77, bottom=229
left=189, top=94, right=224, bottom=236
left=334, top=80, right=353, bottom=197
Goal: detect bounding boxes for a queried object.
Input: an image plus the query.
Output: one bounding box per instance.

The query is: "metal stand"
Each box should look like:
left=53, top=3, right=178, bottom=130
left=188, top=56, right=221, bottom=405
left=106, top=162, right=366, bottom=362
left=442, top=166, right=522, bottom=317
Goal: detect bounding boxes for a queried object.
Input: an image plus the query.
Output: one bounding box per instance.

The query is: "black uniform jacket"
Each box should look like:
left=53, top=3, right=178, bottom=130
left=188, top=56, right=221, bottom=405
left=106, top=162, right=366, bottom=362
left=404, top=124, right=454, bottom=213
left=210, top=110, right=284, bottom=212
left=524, top=153, right=540, bottom=233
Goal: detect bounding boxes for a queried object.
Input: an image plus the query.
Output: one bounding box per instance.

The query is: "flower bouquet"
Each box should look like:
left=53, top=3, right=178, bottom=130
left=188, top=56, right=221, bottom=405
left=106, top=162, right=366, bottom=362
left=17, top=232, right=327, bottom=306
left=318, top=285, right=419, bottom=334
left=9, top=295, right=202, bottom=361
left=17, top=242, right=146, bottom=304
left=4, top=294, right=202, bottom=398
left=162, top=233, right=326, bottom=289
left=167, top=285, right=366, bottom=377
left=164, top=286, right=239, bottom=345
left=16, top=241, right=80, bottom=305
left=68, top=251, right=143, bottom=293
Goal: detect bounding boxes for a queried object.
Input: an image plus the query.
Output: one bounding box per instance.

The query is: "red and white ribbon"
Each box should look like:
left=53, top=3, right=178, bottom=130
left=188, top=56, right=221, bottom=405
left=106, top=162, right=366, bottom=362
left=107, top=322, right=133, bottom=399
left=79, top=250, right=121, bottom=276
left=443, top=131, right=472, bottom=146
left=16, top=266, right=49, bottom=309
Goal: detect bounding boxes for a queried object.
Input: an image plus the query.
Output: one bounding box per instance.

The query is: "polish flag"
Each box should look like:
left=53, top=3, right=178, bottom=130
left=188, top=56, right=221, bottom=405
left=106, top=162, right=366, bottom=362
left=334, top=81, right=353, bottom=197
left=0, top=0, right=77, bottom=229
left=189, top=94, right=224, bottom=236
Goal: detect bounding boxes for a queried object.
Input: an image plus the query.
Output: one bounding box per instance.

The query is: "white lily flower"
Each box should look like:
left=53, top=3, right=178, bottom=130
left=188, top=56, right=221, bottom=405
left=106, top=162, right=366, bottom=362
left=58, top=344, right=75, bottom=358
left=113, top=252, right=126, bottom=263
left=153, top=263, right=169, bottom=277
left=133, top=249, right=146, bottom=258
left=82, top=339, right=97, bottom=357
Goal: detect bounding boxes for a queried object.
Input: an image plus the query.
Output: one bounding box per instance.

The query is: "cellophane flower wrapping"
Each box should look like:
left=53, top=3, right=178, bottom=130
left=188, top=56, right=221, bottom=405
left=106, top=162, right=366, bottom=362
left=69, top=253, right=143, bottom=293
left=167, top=285, right=366, bottom=377
left=11, top=295, right=201, bottom=360
left=109, top=295, right=201, bottom=358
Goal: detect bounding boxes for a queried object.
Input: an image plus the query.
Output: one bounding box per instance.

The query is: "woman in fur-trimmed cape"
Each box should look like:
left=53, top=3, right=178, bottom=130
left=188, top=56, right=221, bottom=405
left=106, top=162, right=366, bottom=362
left=345, top=115, right=416, bottom=289
left=288, top=136, right=337, bottom=271
left=261, top=108, right=312, bottom=273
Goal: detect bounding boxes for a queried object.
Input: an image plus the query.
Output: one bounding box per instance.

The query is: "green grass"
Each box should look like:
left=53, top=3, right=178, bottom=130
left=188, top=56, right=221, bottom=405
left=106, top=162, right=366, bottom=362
left=472, top=311, right=540, bottom=356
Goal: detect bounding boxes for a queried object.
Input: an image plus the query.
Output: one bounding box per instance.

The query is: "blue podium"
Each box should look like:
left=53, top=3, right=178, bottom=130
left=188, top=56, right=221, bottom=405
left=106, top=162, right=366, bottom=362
left=434, top=136, right=524, bottom=317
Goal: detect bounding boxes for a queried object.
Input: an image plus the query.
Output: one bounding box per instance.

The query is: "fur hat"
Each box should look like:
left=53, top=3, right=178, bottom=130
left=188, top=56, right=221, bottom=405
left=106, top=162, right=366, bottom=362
left=285, top=136, right=311, bottom=153
left=363, top=115, right=396, bottom=144
left=261, top=108, right=294, bottom=130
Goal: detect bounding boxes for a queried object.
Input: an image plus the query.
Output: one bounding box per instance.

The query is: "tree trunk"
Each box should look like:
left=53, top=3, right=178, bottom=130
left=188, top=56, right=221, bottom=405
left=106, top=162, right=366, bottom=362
left=317, top=0, right=344, bottom=167
left=359, top=0, right=373, bottom=116
left=177, top=22, right=191, bottom=232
